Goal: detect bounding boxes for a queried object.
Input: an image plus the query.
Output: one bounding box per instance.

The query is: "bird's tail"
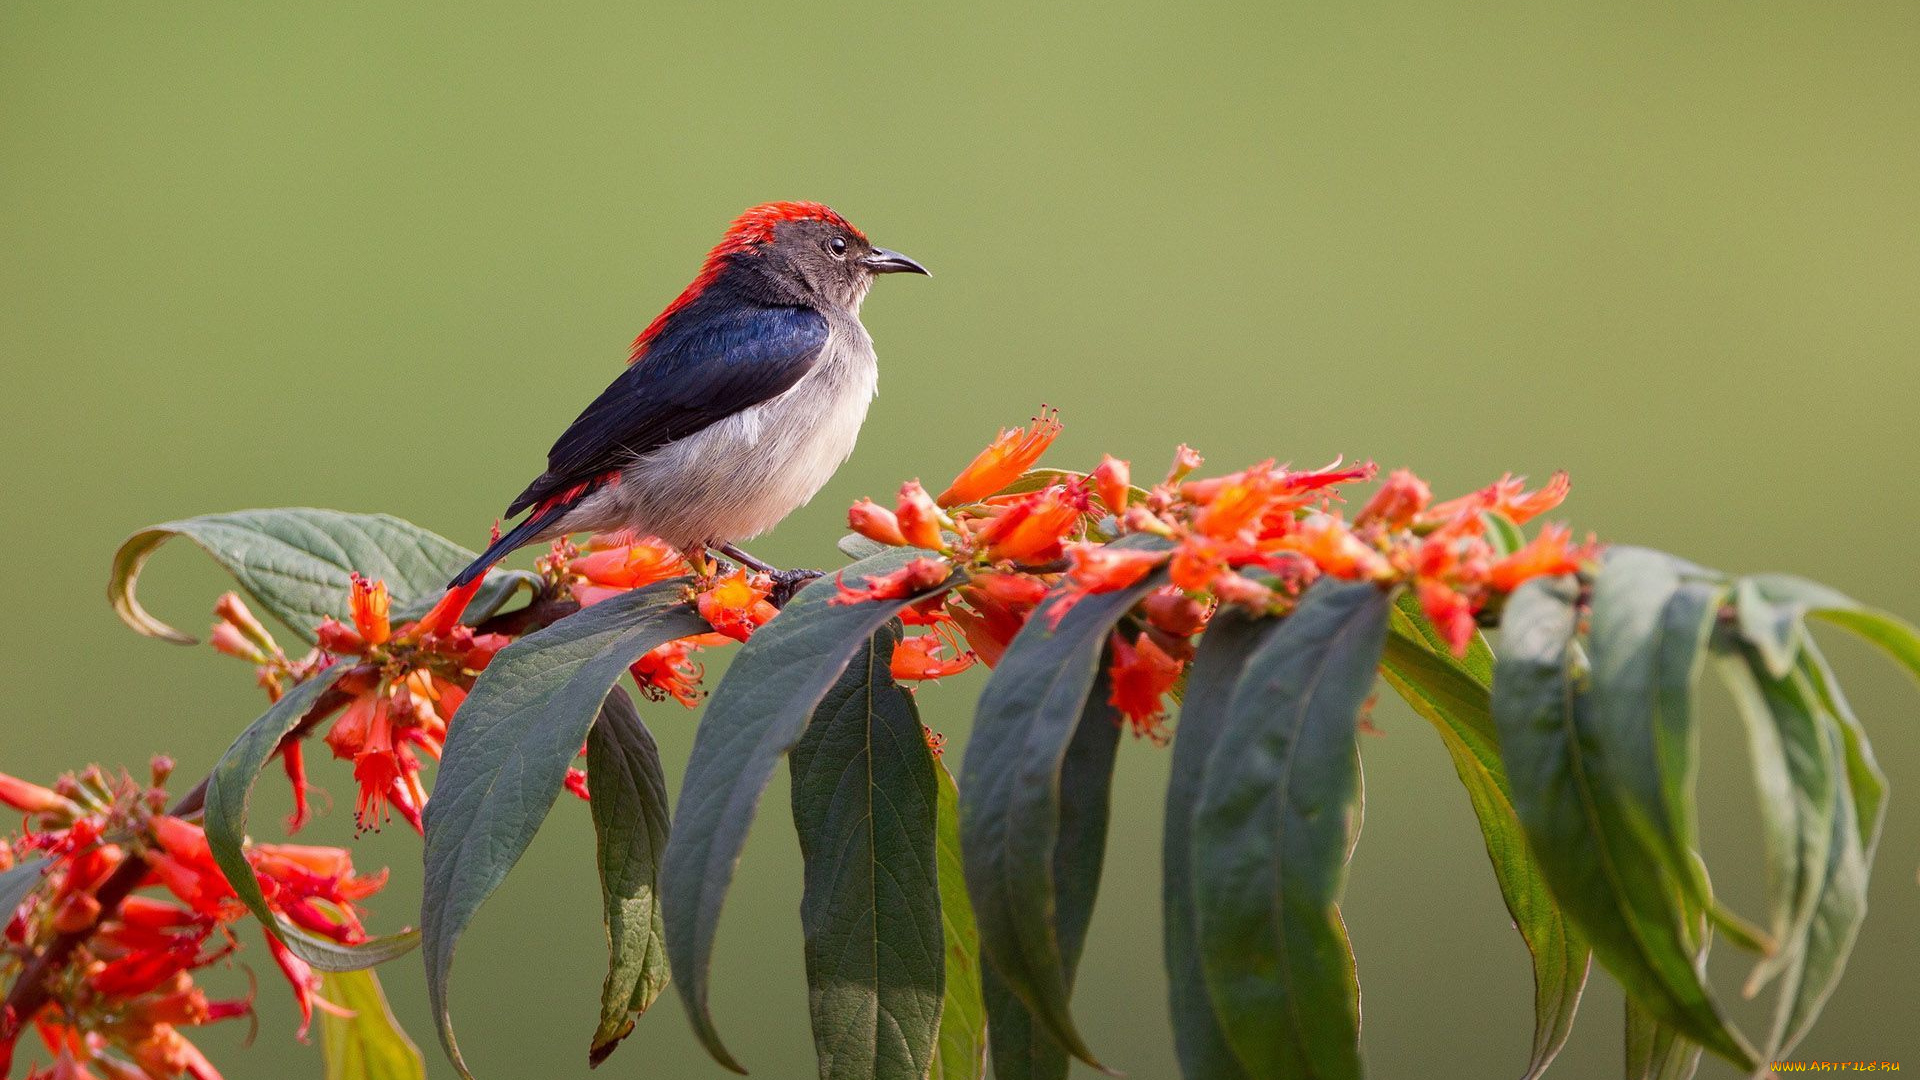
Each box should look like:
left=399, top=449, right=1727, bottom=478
left=448, top=501, right=574, bottom=588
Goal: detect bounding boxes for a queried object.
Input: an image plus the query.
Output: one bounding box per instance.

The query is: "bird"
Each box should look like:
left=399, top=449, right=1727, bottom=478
left=448, top=201, right=928, bottom=593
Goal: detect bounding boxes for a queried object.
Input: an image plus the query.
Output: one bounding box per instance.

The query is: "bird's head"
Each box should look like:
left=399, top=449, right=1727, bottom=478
left=630, top=202, right=928, bottom=361
left=716, top=201, right=928, bottom=311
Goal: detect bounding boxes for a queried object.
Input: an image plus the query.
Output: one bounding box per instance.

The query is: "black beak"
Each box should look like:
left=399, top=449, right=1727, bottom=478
left=861, top=247, right=931, bottom=276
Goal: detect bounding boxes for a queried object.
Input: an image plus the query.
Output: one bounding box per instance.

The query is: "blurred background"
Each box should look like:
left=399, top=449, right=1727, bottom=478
left=4, top=2, right=1918, bottom=1076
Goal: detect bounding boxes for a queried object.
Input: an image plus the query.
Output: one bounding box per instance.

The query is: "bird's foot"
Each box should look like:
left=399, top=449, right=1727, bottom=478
left=769, top=568, right=825, bottom=608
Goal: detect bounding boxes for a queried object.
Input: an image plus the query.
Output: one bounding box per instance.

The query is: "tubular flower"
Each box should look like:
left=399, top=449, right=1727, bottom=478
left=1356, top=469, right=1432, bottom=530
left=1164, top=444, right=1204, bottom=486
left=1090, top=455, right=1131, bottom=514
left=894, top=481, right=947, bottom=550
left=936, top=408, right=1061, bottom=507
left=847, top=499, right=909, bottom=547
left=831, top=557, right=953, bottom=605
left=629, top=639, right=705, bottom=707
left=1487, top=524, right=1597, bottom=593
left=1417, top=580, right=1478, bottom=656
left=695, top=569, right=778, bottom=642
left=974, top=483, right=1089, bottom=564
left=1, top=761, right=389, bottom=1077
left=347, top=574, right=390, bottom=647
left=0, top=773, right=84, bottom=821
left=1277, top=514, right=1394, bottom=580
left=1064, top=542, right=1168, bottom=594
left=1107, top=632, right=1183, bottom=742
left=890, top=629, right=977, bottom=682
left=566, top=536, right=688, bottom=607
left=1423, top=470, right=1571, bottom=527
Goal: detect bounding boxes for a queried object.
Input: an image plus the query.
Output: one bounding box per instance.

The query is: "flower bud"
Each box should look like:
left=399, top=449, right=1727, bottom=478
left=214, top=592, right=280, bottom=655
left=1143, top=587, right=1210, bottom=637
left=848, top=499, right=910, bottom=546
left=1090, top=455, right=1131, bottom=514
left=1163, top=444, right=1204, bottom=486
left=0, top=772, right=83, bottom=819
left=1355, top=469, right=1432, bottom=530
left=894, top=481, right=946, bottom=550
left=210, top=621, right=270, bottom=664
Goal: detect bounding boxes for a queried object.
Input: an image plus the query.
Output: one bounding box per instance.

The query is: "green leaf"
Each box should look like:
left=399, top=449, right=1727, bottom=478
left=0, top=857, right=50, bottom=917
left=789, top=625, right=943, bottom=1080
left=319, top=969, right=427, bottom=1080
left=203, top=664, right=419, bottom=970
left=1162, top=607, right=1273, bottom=1080
left=1744, top=574, right=1920, bottom=685
left=422, top=580, right=705, bottom=1080
left=1586, top=549, right=1723, bottom=908
left=981, top=672, right=1123, bottom=1080
left=1624, top=1002, right=1702, bottom=1080
left=586, top=687, right=673, bottom=1068
left=838, top=533, right=893, bottom=561
left=1718, top=653, right=1837, bottom=1000
left=958, top=538, right=1169, bottom=1070
left=1724, top=648, right=1875, bottom=1058
left=663, top=547, right=954, bottom=1074
left=109, top=508, right=534, bottom=644
left=1191, top=579, right=1389, bottom=1080
left=931, top=760, right=986, bottom=1080
left=1493, top=577, right=1755, bottom=1070
left=1380, top=631, right=1589, bottom=1079
left=1798, top=637, right=1888, bottom=851
left=1483, top=511, right=1529, bottom=558
left=1767, top=711, right=1870, bottom=1057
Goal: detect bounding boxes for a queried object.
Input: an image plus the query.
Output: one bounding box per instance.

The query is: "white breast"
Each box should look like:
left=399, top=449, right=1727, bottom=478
left=587, top=323, right=878, bottom=551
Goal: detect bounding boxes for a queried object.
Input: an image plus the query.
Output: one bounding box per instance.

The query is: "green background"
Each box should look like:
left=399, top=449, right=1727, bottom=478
left=4, top=2, right=1917, bottom=1076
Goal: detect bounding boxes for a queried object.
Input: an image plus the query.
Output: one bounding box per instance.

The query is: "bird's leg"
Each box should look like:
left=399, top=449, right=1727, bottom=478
left=717, top=542, right=823, bottom=608
left=717, top=543, right=777, bottom=574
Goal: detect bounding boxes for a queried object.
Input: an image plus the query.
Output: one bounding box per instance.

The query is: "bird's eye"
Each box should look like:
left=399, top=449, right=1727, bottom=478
left=826, top=235, right=848, bottom=257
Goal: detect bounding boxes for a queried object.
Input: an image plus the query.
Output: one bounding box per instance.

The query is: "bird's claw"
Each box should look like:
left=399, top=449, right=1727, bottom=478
left=769, top=568, right=825, bottom=608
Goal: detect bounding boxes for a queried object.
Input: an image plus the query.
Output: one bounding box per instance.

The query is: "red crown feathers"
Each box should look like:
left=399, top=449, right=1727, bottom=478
left=630, top=202, right=861, bottom=362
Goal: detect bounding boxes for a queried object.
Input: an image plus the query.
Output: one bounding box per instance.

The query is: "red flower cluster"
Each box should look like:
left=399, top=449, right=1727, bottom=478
left=844, top=413, right=1602, bottom=740
left=213, top=576, right=509, bottom=835
left=1, top=761, right=388, bottom=1079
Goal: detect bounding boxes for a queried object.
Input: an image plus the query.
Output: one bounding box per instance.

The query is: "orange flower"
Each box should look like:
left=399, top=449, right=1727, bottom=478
left=405, top=575, right=485, bottom=641
left=975, top=484, right=1089, bottom=563
left=1356, top=469, right=1432, bottom=529
left=1487, top=524, right=1596, bottom=593
left=894, top=481, right=947, bottom=550
left=1064, top=542, right=1168, bottom=593
left=1143, top=587, right=1211, bottom=637
left=1418, top=580, right=1478, bottom=657
left=936, top=409, right=1062, bottom=507
left=1107, top=632, right=1183, bottom=741
left=847, top=499, right=909, bottom=547
left=1276, top=514, right=1392, bottom=580
left=1163, top=444, right=1204, bottom=486
left=1168, top=534, right=1228, bottom=592
left=1210, top=569, right=1278, bottom=610
left=1090, top=455, right=1131, bottom=514
left=695, top=569, right=778, bottom=642
left=347, top=574, right=390, bottom=646
left=629, top=639, right=705, bottom=706
left=890, top=632, right=976, bottom=681
left=830, top=557, right=953, bottom=605
left=1424, top=471, right=1571, bottom=527
left=1190, top=461, right=1286, bottom=540
left=0, top=772, right=83, bottom=819
left=570, top=537, right=688, bottom=590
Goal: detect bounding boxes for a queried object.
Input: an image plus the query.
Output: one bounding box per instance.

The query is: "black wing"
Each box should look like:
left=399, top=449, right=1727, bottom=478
left=505, top=303, right=830, bottom=518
